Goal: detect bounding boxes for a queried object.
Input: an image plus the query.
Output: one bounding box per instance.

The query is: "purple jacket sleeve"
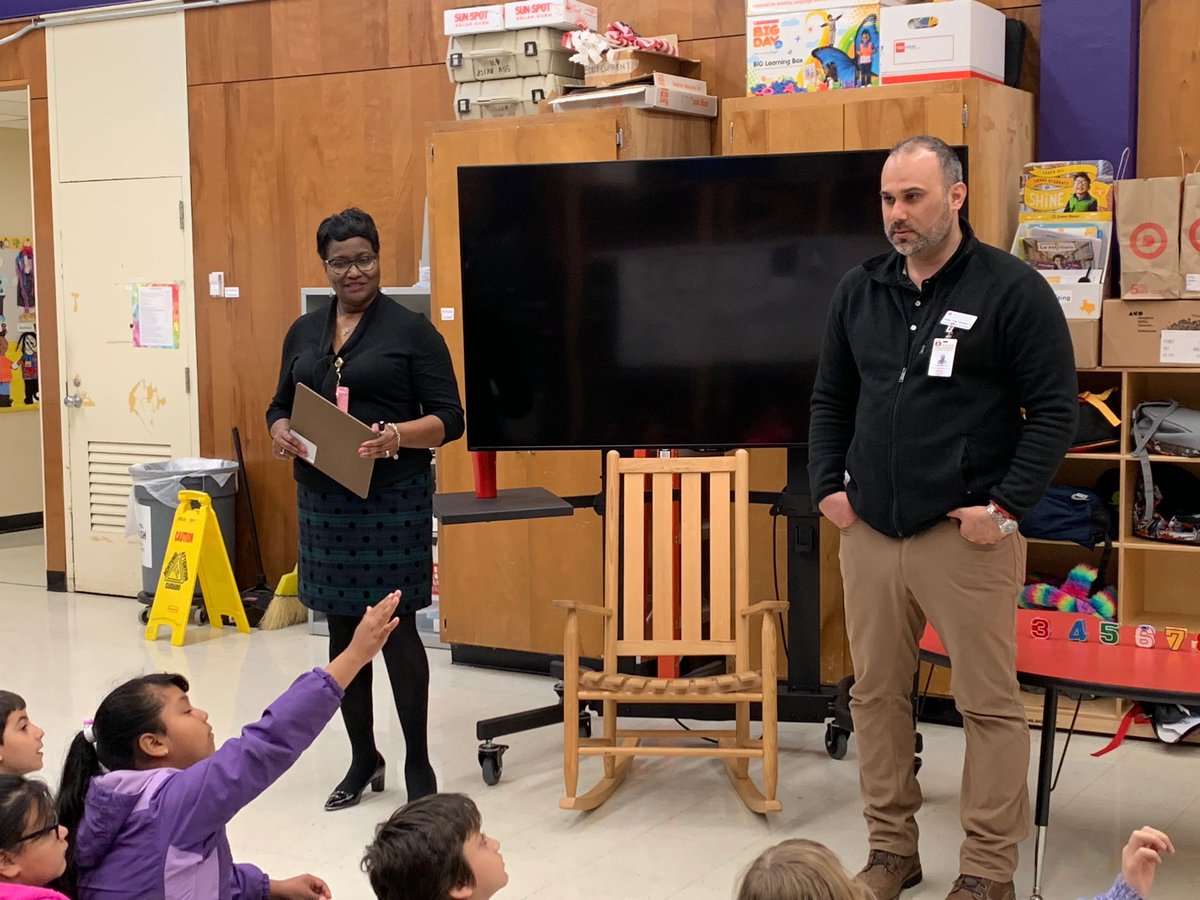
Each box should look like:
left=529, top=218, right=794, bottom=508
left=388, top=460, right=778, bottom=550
left=1081, top=875, right=1143, bottom=900
left=230, top=863, right=270, bottom=900
left=158, top=669, right=344, bottom=845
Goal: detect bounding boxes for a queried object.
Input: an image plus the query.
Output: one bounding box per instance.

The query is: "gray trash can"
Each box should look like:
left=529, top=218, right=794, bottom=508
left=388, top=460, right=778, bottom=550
left=131, top=458, right=239, bottom=603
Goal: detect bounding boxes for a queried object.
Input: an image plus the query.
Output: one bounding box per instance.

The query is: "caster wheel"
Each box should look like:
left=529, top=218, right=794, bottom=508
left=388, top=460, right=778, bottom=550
left=578, top=714, right=592, bottom=739
left=481, top=755, right=502, bottom=786
left=824, top=724, right=849, bottom=760
left=914, top=756, right=923, bottom=776
left=193, top=607, right=209, bottom=626
left=138, top=607, right=150, bottom=625
left=478, top=742, right=508, bottom=787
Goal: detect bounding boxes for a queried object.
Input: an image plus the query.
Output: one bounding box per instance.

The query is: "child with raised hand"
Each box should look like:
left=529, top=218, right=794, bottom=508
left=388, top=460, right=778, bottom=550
left=56, top=591, right=404, bottom=900
left=735, top=839, right=870, bottom=900
left=362, top=793, right=507, bottom=900
left=0, top=694, right=45, bottom=776
left=1083, top=827, right=1174, bottom=900
left=0, top=776, right=69, bottom=899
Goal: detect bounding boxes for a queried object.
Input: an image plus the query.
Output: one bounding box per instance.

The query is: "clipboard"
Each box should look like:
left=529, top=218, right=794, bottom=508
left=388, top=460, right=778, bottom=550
left=289, top=384, right=376, bottom=499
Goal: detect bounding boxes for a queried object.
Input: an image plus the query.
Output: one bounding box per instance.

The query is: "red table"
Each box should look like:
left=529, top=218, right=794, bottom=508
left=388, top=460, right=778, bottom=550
left=920, top=609, right=1200, bottom=900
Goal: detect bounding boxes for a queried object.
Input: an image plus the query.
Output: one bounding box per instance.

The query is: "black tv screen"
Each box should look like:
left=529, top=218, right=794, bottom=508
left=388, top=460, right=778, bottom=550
left=458, top=148, right=965, bottom=450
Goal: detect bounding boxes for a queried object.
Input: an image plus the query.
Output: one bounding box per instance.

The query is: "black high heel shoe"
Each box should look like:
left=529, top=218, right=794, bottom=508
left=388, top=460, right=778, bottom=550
left=324, top=755, right=385, bottom=811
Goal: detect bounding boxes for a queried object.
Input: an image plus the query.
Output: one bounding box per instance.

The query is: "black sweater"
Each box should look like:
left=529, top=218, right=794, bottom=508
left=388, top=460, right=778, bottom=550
left=808, top=222, right=1078, bottom=538
left=267, top=293, right=464, bottom=494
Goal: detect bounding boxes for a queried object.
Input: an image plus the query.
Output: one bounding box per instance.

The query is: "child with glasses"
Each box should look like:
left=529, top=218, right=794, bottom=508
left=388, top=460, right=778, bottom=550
left=0, top=694, right=45, bottom=777
left=0, top=776, right=69, bottom=899
left=54, top=593, right=403, bottom=900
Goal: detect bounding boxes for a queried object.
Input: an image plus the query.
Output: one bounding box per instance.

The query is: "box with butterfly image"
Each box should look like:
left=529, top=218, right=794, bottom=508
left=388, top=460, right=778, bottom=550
left=745, top=3, right=881, bottom=96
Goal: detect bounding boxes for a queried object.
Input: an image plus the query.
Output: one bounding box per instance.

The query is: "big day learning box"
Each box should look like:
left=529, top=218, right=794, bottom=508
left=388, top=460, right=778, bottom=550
left=746, top=4, right=881, bottom=96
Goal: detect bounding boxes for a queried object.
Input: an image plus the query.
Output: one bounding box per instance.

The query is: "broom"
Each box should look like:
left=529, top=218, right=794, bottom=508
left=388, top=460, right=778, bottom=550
left=259, top=564, right=308, bottom=630
left=232, top=427, right=273, bottom=627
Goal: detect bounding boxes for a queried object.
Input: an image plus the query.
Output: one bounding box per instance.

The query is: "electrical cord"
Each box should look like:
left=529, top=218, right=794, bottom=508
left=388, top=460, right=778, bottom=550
left=771, top=506, right=790, bottom=664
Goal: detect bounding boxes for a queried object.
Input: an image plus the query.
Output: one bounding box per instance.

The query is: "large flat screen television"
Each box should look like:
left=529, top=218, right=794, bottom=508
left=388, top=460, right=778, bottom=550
left=458, top=148, right=966, bottom=450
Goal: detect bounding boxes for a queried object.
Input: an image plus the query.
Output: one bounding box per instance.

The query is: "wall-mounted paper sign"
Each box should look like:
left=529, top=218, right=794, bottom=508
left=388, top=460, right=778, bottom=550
left=132, top=283, right=180, bottom=349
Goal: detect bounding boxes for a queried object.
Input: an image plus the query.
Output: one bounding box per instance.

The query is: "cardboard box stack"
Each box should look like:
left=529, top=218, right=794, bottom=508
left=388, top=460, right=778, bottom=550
left=444, top=2, right=598, bottom=120
left=1010, top=160, right=1116, bottom=369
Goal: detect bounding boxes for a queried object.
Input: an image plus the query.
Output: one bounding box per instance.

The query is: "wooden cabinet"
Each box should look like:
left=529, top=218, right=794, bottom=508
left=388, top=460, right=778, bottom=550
left=720, top=80, right=1034, bottom=250
left=426, top=110, right=712, bottom=656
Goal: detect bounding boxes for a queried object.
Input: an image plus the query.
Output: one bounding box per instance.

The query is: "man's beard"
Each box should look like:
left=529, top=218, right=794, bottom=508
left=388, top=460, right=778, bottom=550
left=888, top=200, right=953, bottom=257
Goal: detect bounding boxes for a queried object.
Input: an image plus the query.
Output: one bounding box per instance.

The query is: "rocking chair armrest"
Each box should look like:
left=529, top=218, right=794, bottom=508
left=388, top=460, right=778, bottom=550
left=740, top=600, right=790, bottom=618
left=552, top=599, right=613, bottom=617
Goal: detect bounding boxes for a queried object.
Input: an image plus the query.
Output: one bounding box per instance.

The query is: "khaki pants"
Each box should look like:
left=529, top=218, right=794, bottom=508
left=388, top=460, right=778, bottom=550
left=839, top=518, right=1030, bottom=881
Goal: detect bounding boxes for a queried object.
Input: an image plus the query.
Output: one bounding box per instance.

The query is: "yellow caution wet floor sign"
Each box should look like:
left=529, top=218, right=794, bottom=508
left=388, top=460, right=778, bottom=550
left=145, top=490, right=251, bottom=646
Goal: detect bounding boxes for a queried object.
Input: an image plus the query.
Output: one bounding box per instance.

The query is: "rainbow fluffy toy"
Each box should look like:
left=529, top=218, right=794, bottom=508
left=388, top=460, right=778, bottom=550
left=1020, top=563, right=1117, bottom=621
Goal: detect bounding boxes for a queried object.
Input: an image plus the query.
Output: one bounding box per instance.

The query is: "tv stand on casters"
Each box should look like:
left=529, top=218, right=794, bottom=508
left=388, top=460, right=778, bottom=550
left=432, top=448, right=854, bottom=786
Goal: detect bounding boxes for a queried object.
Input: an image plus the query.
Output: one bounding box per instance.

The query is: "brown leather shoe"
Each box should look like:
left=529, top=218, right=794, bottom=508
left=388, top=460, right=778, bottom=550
left=945, top=875, right=1016, bottom=900
left=855, top=849, right=922, bottom=900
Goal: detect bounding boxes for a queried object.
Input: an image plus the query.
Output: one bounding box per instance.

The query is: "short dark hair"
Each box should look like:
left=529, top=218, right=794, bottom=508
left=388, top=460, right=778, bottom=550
left=0, top=775, right=55, bottom=853
left=316, top=208, right=380, bottom=259
left=889, top=134, right=964, bottom=188
left=1074, top=172, right=1092, bottom=186
left=0, top=691, right=26, bottom=745
left=362, top=793, right=482, bottom=900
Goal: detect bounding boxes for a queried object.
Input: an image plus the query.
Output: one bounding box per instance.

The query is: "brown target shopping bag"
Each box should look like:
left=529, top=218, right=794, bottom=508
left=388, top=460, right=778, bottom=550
left=1117, top=173, right=1183, bottom=298
left=1181, top=167, right=1200, bottom=298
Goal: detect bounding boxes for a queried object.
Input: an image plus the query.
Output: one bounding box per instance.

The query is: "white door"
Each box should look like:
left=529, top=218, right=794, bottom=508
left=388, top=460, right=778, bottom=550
left=58, top=178, right=196, bottom=596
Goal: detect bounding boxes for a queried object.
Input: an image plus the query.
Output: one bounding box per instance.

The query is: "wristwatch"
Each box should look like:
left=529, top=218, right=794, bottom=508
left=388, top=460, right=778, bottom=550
left=986, top=501, right=1019, bottom=536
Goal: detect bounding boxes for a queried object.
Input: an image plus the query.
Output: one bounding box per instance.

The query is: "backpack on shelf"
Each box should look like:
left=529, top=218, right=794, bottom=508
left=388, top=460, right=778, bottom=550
left=1019, top=481, right=1116, bottom=584
left=1070, top=388, right=1120, bottom=452
left=1133, top=463, right=1200, bottom=543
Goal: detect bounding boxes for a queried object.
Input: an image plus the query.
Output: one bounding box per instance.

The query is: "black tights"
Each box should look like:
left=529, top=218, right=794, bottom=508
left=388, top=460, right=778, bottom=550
left=327, top=611, right=437, bottom=801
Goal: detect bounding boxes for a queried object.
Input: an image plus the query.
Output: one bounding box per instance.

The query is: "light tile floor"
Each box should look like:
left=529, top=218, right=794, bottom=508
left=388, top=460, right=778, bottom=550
left=0, top=528, right=45, bottom=588
left=1, top=584, right=1196, bottom=899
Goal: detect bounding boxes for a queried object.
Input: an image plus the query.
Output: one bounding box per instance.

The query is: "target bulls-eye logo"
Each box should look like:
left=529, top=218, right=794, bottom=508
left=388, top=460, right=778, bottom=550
left=1130, top=223, right=1169, bottom=260
left=1188, top=218, right=1200, bottom=254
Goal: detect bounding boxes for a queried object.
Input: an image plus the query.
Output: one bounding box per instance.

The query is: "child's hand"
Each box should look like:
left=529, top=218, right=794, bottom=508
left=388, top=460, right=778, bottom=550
left=1121, top=826, right=1174, bottom=897
left=324, top=592, right=402, bottom=689
left=348, top=591, right=403, bottom=663
left=269, top=874, right=332, bottom=899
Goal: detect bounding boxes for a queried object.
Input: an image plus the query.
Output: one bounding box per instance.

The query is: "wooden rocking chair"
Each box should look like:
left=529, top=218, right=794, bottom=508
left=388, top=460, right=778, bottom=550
left=557, top=450, right=787, bottom=814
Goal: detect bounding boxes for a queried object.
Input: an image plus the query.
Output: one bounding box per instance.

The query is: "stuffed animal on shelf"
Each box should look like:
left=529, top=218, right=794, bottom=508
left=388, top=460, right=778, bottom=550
left=1020, top=563, right=1117, bottom=621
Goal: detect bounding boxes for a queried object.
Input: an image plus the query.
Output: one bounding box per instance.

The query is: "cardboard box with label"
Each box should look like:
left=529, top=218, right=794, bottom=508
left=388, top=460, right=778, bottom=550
left=444, top=4, right=507, bottom=36
left=880, top=0, right=1004, bottom=85
left=583, top=49, right=703, bottom=88
left=447, top=27, right=582, bottom=83
left=746, top=4, right=881, bottom=96
left=549, top=83, right=718, bottom=117
left=1101, top=300, right=1200, bottom=367
left=1067, top=318, right=1100, bottom=369
left=504, top=0, right=598, bottom=30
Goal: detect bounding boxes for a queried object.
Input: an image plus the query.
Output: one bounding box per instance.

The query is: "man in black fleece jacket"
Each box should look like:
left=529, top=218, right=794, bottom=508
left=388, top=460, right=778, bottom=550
left=808, top=136, right=1077, bottom=900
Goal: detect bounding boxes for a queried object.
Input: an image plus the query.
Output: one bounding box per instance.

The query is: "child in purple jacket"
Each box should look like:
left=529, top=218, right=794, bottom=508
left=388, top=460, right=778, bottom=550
left=55, top=592, right=403, bottom=900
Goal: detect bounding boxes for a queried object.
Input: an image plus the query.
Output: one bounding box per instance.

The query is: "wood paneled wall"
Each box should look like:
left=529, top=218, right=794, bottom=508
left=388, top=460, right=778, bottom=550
left=185, top=0, right=1040, bottom=585
left=1137, top=0, right=1200, bottom=176
left=0, top=24, right=65, bottom=577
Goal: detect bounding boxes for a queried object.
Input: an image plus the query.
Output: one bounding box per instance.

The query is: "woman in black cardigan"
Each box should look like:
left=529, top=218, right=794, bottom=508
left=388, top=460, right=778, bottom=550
left=267, top=208, right=464, bottom=811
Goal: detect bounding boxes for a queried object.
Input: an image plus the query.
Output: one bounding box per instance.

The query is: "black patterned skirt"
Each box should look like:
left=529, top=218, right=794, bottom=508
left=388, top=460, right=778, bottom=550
left=296, top=472, right=432, bottom=617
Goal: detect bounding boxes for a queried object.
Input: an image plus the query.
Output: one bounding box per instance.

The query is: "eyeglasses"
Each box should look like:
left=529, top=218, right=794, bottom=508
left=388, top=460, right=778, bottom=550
left=323, top=254, right=379, bottom=276
left=12, top=819, right=59, bottom=846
